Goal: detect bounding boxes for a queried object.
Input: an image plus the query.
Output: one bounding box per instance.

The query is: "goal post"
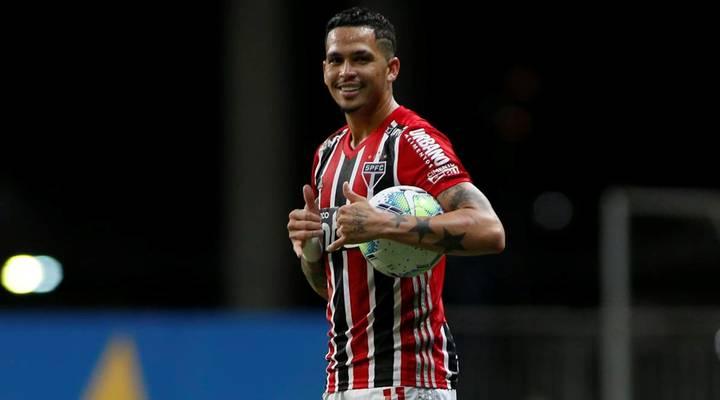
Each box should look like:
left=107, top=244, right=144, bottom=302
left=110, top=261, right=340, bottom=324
left=600, top=186, right=720, bottom=400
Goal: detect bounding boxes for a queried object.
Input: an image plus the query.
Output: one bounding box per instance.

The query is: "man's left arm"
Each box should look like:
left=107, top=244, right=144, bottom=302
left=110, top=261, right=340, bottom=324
left=327, top=182, right=505, bottom=255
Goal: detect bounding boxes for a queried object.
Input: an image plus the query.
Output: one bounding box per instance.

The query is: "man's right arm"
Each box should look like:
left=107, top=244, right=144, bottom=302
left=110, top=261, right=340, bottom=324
left=288, top=185, right=328, bottom=300
left=300, top=256, right=328, bottom=300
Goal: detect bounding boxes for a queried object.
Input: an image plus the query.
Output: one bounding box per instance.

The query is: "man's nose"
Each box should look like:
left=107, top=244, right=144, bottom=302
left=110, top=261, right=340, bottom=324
left=339, top=61, right=357, bottom=78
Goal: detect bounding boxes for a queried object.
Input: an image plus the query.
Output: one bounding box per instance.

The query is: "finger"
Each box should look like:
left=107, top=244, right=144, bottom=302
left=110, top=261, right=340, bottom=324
left=289, top=215, right=321, bottom=227
left=305, top=211, right=322, bottom=222
left=289, top=230, right=324, bottom=241
left=292, top=240, right=303, bottom=258
left=342, top=181, right=364, bottom=203
left=288, top=219, right=322, bottom=231
left=289, top=209, right=321, bottom=223
left=326, top=235, right=346, bottom=253
left=303, top=184, right=320, bottom=213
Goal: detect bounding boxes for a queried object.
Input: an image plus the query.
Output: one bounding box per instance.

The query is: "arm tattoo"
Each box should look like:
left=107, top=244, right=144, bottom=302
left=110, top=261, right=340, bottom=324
left=438, top=185, right=487, bottom=211
left=391, top=213, right=407, bottom=228
left=409, top=217, right=433, bottom=243
left=433, top=228, right=466, bottom=253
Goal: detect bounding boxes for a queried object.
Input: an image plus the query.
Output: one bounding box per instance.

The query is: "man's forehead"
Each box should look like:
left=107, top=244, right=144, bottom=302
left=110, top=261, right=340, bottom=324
left=326, top=26, right=376, bottom=49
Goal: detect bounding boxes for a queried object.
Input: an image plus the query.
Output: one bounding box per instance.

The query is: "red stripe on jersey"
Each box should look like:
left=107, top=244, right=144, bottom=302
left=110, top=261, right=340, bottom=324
left=421, top=275, right=434, bottom=387
left=399, top=278, right=417, bottom=386
left=319, top=138, right=345, bottom=208
left=430, top=272, right=450, bottom=389
left=383, top=388, right=392, bottom=400
left=396, top=387, right=406, bottom=400
left=347, top=250, right=370, bottom=389
left=326, top=343, right=336, bottom=393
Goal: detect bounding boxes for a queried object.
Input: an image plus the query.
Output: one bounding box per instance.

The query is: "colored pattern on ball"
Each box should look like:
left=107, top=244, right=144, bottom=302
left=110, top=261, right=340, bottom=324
left=359, top=186, right=444, bottom=278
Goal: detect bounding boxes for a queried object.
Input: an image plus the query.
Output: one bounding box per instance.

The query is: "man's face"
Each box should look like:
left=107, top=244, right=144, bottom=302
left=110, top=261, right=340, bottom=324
left=323, top=26, right=395, bottom=114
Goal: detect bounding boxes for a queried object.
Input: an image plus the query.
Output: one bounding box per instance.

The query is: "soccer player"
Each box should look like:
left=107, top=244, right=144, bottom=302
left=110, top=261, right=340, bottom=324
left=287, top=7, right=505, bottom=400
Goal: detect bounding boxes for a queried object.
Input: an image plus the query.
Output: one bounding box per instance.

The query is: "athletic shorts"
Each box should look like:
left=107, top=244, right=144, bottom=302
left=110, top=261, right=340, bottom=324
left=322, top=387, right=457, bottom=400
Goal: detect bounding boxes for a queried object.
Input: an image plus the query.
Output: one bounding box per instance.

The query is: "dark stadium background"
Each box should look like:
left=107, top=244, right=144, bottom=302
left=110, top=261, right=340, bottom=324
left=2, top=2, right=716, bottom=310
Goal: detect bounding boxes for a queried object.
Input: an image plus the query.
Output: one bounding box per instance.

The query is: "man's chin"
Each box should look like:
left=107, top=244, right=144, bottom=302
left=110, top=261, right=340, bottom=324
left=340, top=105, right=361, bottom=114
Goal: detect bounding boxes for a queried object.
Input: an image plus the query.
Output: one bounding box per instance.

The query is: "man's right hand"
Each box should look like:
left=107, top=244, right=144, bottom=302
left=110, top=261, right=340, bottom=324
left=287, top=184, right=324, bottom=259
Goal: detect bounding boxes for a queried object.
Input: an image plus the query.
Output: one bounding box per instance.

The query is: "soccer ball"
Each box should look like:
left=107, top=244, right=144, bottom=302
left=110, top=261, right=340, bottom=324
left=359, top=186, right=444, bottom=278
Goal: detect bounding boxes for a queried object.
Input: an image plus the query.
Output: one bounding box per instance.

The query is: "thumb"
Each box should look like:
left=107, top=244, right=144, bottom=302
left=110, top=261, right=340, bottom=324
left=303, top=184, right=320, bottom=213
left=343, top=181, right=364, bottom=203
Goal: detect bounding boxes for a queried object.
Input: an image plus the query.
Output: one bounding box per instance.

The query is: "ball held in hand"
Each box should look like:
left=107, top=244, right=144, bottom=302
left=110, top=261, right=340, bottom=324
left=359, top=186, right=443, bottom=278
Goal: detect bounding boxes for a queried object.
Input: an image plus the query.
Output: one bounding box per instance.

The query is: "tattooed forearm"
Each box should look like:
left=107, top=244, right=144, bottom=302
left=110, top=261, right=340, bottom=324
left=409, top=217, right=433, bottom=243
left=433, top=228, right=466, bottom=253
left=391, top=213, right=407, bottom=227
left=438, top=185, right=487, bottom=211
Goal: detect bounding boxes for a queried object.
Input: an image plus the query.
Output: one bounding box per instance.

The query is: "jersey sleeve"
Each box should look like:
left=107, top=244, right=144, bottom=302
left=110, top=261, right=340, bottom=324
left=309, top=145, right=321, bottom=195
left=396, top=126, right=471, bottom=198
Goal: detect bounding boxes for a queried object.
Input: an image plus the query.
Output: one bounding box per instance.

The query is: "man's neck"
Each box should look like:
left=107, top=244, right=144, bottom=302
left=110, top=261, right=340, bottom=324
left=346, top=97, right=399, bottom=149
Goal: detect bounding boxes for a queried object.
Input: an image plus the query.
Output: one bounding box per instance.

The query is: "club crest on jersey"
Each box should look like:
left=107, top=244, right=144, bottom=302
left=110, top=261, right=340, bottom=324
left=361, top=161, right=386, bottom=191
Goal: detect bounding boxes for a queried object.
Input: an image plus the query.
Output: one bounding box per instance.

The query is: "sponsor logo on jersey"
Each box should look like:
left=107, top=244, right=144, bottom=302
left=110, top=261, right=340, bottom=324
left=383, top=121, right=407, bottom=138
left=427, top=163, right=460, bottom=183
left=362, top=162, right=386, bottom=191
left=405, top=129, right=451, bottom=167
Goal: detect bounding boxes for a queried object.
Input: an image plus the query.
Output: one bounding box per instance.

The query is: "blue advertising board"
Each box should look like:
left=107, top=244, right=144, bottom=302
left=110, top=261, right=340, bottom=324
left=0, top=310, right=328, bottom=399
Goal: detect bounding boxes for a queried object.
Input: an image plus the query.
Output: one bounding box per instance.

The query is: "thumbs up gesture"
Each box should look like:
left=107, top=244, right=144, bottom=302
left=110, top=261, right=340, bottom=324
left=287, top=185, right=324, bottom=260
left=327, top=182, right=385, bottom=252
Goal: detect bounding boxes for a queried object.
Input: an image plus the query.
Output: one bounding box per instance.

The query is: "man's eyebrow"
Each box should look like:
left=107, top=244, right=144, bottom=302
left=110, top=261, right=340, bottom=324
left=326, top=49, right=373, bottom=58
left=351, top=50, right=373, bottom=57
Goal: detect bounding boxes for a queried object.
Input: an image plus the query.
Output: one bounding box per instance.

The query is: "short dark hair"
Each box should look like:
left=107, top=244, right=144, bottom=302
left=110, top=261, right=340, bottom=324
left=325, top=7, right=397, bottom=58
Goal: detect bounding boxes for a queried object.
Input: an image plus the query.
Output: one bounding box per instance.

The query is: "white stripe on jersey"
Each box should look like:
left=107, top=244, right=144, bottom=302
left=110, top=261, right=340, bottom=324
left=330, top=151, right=346, bottom=207
left=341, top=250, right=355, bottom=388
left=366, top=265, right=376, bottom=387
left=326, top=250, right=338, bottom=391
left=392, top=277, right=402, bottom=386
left=393, top=130, right=401, bottom=186
left=374, top=126, right=390, bottom=159
left=440, top=323, right=451, bottom=388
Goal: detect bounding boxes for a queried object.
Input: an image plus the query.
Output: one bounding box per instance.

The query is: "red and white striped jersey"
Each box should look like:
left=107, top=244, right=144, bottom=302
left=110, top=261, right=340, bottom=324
left=310, top=106, right=470, bottom=393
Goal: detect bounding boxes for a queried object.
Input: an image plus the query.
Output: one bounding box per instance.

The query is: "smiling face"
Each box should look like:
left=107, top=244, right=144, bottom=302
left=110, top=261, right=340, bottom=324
left=323, top=26, right=399, bottom=115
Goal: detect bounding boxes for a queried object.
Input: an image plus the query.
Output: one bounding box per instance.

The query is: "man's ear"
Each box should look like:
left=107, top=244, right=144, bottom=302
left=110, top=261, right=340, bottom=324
left=387, top=57, right=400, bottom=82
